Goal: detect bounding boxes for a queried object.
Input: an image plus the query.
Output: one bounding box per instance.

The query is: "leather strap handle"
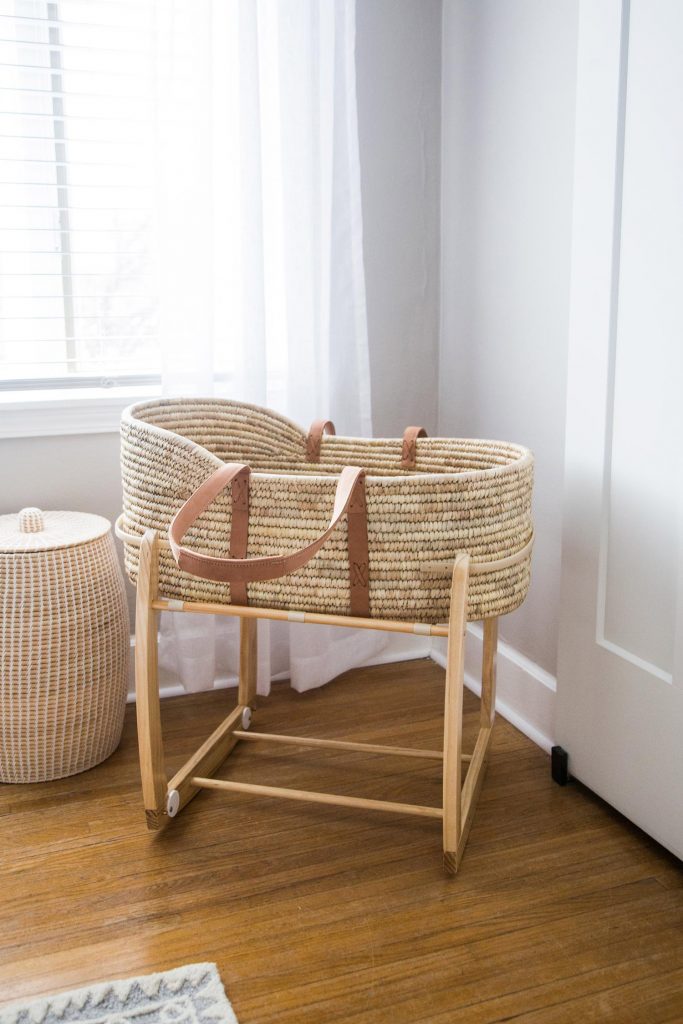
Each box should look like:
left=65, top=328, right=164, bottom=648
left=306, top=419, right=335, bottom=462
left=401, top=425, right=428, bottom=470
left=229, top=465, right=249, bottom=605
left=167, top=462, right=250, bottom=602
left=347, top=471, right=369, bottom=616
left=169, top=463, right=369, bottom=601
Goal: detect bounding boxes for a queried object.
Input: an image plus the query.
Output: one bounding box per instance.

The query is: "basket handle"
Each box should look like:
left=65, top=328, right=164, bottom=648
left=401, top=425, right=428, bottom=469
left=305, top=418, right=335, bottom=461
left=168, top=462, right=370, bottom=614
left=306, top=419, right=428, bottom=469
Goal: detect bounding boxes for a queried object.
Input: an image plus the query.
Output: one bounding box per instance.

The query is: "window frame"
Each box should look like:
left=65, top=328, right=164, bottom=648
left=0, top=381, right=161, bottom=438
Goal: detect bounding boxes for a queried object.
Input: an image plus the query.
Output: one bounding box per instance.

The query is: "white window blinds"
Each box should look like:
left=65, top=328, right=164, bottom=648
left=0, top=0, right=160, bottom=387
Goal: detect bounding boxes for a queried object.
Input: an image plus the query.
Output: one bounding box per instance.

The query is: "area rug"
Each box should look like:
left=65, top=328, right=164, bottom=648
left=0, top=963, right=238, bottom=1024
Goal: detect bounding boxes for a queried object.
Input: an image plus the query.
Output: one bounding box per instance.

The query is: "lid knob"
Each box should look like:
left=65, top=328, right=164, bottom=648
left=19, top=507, right=44, bottom=533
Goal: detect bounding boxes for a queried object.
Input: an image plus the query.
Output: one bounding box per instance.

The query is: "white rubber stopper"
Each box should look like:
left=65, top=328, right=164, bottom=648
left=241, top=707, right=252, bottom=730
left=166, top=789, right=180, bottom=817
left=18, top=507, right=44, bottom=533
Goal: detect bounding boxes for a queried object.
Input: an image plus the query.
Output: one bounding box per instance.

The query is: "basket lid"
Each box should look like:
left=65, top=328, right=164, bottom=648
left=0, top=508, right=111, bottom=552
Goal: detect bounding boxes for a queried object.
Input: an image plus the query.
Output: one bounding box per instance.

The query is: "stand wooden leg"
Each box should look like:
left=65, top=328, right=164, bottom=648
left=442, top=553, right=470, bottom=874
left=166, top=704, right=247, bottom=816
left=135, top=530, right=167, bottom=830
left=238, top=617, right=258, bottom=709
left=163, top=612, right=258, bottom=819
left=444, top=614, right=499, bottom=873
left=481, top=617, right=498, bottom=728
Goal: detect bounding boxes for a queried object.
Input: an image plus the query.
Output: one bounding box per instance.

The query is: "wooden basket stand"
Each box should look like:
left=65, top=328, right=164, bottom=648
left=133, top=528, right=499, bottom=875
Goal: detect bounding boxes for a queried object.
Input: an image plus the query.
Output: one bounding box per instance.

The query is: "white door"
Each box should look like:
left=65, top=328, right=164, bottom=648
left=556, top=0, right=683, bottom=858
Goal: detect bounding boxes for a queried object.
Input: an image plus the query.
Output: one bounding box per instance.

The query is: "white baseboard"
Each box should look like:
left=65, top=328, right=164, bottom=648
left=126, top=632, right=431, bottom=703
left=430, top=626, right=556, bottom=754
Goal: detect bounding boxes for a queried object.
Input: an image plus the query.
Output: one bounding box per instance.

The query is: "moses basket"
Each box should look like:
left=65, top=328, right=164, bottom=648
left=119, top=399, right=533, bottom=622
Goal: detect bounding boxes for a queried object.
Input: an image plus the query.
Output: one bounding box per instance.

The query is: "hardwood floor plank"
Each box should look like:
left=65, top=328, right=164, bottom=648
left=1, top=660, right=681, bottom=1022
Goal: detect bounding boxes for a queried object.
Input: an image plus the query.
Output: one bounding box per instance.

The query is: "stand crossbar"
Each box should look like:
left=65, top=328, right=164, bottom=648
left=190, top=776, right=444, bottom=819
left=152, top=598, right=450, bottom=638
left=232, top=730, right=457, bottom=760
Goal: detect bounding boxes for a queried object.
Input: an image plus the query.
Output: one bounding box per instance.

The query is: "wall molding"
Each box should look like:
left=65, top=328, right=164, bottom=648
left=430, top=625, right=556, bottom=754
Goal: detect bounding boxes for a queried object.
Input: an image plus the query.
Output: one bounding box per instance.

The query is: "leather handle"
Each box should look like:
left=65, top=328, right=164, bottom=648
left=401, top=426, right=428, bottom=470
left=347, top=471, right=369, bottom=616
left=306, top=419, right=336, bottom=461
left=169, top=463, right=367, bottom=586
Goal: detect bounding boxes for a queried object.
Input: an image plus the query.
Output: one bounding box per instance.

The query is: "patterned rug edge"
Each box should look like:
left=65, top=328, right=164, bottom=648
left=0, top=962, right=238, bottom=1024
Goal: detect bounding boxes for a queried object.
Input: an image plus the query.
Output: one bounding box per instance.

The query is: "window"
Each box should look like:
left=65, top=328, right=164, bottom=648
left=0, top=0, right=160, bottom=390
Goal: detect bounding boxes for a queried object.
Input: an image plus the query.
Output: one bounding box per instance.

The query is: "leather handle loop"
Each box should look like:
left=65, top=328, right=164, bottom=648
left=306, top=418, right=336, bottom=462
left=169, top=463, right=367, bottom=586
left=401, top=425, right=428, bottom=470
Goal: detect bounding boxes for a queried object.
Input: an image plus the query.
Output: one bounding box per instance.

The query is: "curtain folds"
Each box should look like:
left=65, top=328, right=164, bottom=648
left=153, top=0, right=384, bottom=694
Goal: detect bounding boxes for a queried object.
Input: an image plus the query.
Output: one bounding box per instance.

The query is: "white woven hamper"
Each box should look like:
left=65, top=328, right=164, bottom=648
left=0, top=508, right=130, bottom=784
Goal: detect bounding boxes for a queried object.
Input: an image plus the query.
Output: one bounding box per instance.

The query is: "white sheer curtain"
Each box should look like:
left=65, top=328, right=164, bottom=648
left=152, top=0, right=386, bottom=694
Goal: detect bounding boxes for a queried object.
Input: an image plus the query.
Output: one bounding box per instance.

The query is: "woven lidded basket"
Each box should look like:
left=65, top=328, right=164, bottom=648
left=120, top=399, right=533, bottom=622
left=0, top=508, right=130, bottom=784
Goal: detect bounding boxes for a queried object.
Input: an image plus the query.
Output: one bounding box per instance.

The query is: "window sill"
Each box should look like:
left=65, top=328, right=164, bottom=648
left=0, top=385, right=161, bottom=440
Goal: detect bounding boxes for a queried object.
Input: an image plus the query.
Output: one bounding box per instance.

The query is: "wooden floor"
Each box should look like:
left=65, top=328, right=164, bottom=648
left=1, top=658, right=682, bottom=1022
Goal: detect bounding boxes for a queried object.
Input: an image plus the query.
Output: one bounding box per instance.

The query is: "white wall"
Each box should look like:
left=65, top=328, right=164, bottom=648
left=439, top=0, right=579, bottom=679
left=356, top=0, right=442, bottom=436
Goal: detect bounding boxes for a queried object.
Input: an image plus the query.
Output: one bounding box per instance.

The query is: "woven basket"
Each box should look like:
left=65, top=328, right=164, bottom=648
left=0, top=508, right=130, bottom=784
left=119, top=398, right=533, bottom=622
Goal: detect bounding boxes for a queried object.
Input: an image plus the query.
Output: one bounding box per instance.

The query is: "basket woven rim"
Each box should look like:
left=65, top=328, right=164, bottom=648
left=122, top=398, right=533, bottom=482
